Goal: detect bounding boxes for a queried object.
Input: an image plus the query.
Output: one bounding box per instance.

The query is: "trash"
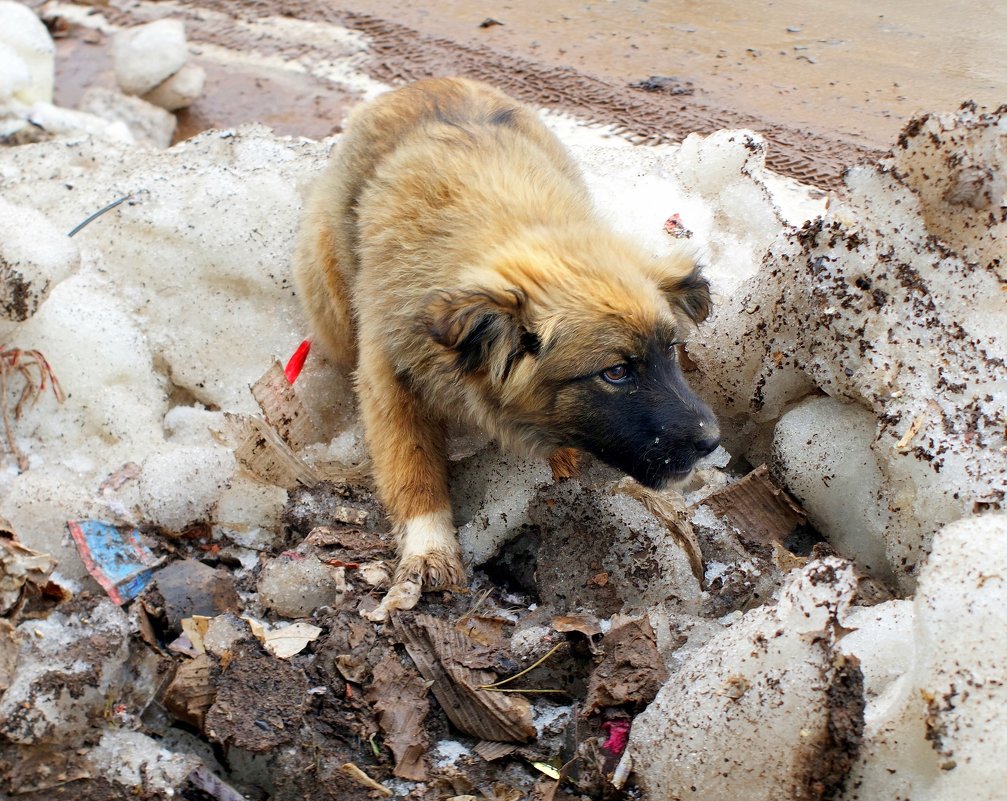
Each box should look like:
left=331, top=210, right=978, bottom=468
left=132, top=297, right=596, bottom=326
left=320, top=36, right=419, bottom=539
left=700, top=464, right=808, bottom=548
left=0, top=528, right=64, bottom=618
left=67, top=519, right=161, bottom=605
left=341, top=762, right=393, bottom=797
left=362, top=576, right=422, bottom=622
left=250, top=359, right=320, bottom=451
left=284, top=338, right=312, bottom=383
left=229, top=413, right=320, bottom=489
left=151, top=558, right=241, bottom=631
left=366, top=651, right=430, bottom=780
left=394, top=613, right=537, bottom=743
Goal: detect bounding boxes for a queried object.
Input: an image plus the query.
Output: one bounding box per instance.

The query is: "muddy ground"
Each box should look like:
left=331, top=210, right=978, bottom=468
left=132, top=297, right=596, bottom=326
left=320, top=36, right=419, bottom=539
left=44, top=0, right=1006, bottom=191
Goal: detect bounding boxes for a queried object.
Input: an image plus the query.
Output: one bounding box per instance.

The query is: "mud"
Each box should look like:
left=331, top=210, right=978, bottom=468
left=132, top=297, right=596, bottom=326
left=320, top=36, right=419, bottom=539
left=58, top=0, right=880, bottom=190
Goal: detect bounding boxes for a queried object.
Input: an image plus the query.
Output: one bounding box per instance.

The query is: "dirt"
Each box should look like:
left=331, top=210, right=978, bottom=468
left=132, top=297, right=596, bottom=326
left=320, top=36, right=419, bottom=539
left=47, top=0, right=1004, bottom=192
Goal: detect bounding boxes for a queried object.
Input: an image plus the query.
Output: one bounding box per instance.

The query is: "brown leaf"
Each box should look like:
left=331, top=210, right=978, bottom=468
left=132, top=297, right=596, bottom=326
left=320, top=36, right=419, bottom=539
left=584, top=616, right=668, bottom=714
left=394, top=614, right=536, bottom=743
left=366, top=652, right=429, bottom=781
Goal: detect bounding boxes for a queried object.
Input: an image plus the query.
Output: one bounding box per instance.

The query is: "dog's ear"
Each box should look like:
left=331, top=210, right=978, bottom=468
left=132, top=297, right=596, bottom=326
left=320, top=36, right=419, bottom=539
left=425, top=287, right=538, bottom=379
left=653, top=259, right=712, bottom=325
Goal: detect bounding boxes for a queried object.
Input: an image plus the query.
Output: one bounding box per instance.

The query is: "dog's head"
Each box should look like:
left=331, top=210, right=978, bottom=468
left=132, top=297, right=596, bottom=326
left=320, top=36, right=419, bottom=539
left=425, top=235, right=720, bottom=488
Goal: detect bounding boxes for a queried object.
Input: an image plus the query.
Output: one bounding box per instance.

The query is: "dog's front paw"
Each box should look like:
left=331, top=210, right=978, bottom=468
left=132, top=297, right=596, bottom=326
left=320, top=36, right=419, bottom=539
left=394, top=548, right=467, bottom=589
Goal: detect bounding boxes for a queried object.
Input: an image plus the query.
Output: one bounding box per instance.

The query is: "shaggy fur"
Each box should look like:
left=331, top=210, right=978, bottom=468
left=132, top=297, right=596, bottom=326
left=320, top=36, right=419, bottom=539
left=294, top=78, right=719, bottom=590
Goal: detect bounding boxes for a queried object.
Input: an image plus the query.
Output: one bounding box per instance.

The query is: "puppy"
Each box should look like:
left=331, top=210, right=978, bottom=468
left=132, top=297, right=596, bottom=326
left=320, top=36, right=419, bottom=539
left=294, top=78, right=719, bottom=603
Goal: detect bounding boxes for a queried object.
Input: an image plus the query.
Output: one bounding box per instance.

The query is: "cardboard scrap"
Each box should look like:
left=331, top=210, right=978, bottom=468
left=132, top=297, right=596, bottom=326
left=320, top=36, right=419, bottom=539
left=701, top=464, right=807, bottom=546
left=228, top=413, right=319, bottom=489
left=250, top=359, right=320, bottom=451
left=394, top=614, right=536, bottom=743
left=366, top=651, right=430, bottom=781
left=584, top=615, right=668, bottom=715
left=67, top=519, right=162, bottom=605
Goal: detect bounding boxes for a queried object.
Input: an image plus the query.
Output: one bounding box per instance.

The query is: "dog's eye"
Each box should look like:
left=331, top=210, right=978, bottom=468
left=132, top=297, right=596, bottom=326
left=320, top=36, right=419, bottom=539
left=601, top=364, right=631, bottom=384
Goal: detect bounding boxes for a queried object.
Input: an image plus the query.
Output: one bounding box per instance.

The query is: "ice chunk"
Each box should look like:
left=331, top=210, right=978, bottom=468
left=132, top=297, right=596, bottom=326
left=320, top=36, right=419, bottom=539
left=113, top=19, right=190, bottom=96
left=138, top=444, right=236, bottom=531
left=257, top=551, right=346, bottom=617
left=629, top=559, right=863, bottom=801
left=213, top=474, right=287, bottom=551
left=143, top=62, right=206, bottom=111
left=0, top=2, right=54, bottom=104
left=840, top=514, right=1007, bottom=801
left=773, top=396, right=893, bottom=581
left=0, top=198, right=78, bottom=324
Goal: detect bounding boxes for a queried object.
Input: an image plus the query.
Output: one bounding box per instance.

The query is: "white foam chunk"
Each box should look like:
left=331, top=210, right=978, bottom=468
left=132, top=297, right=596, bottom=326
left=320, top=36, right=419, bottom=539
left=0, top=1, right=54, bottom=104
left=113, top=19, right=190, bottom=96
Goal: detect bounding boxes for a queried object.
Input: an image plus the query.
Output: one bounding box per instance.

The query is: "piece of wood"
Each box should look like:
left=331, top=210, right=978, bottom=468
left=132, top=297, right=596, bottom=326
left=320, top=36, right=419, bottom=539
left=701, top=464, right=807, bottom=546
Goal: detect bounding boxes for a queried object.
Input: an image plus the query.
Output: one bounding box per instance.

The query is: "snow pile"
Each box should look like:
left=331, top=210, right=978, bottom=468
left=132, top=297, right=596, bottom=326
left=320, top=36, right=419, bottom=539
left=688, top=103, right=1007, bottom=588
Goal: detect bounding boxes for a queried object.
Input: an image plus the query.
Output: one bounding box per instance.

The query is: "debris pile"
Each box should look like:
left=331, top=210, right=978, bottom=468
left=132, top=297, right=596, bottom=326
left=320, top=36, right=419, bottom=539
left=1, top=5, right=1006, bottom=798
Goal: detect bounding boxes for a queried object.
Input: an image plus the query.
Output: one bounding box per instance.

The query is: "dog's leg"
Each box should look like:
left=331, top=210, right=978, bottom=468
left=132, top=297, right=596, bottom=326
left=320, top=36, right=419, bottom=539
left=548, top=447, right=582, bottom=481
left=356, top=350, right=466, bottom=593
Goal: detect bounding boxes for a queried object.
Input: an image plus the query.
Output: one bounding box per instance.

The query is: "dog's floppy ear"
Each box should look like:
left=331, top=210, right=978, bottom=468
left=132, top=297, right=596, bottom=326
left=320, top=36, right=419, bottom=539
left=653, top=259, right=712, bottom=325
left=425, top=287, right=539, bottom=379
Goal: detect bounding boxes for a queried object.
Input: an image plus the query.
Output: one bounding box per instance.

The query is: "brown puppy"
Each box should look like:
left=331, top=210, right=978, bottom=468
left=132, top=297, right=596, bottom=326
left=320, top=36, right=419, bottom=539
left=294, top=78, right=719, bottom=599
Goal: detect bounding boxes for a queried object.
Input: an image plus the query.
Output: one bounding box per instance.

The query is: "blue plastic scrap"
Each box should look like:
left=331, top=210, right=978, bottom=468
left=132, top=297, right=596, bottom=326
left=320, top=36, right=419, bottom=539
left=67, top=520, right=163, bottom=605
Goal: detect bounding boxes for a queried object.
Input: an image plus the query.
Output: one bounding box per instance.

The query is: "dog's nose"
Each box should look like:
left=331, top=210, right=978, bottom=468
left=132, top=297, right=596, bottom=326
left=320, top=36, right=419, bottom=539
left=694, top=434, right=720, bottom=457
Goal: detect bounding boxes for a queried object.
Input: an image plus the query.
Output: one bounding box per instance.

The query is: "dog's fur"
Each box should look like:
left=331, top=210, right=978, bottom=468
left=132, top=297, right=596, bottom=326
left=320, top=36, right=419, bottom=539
left=294, top=78, right=719, bottom=590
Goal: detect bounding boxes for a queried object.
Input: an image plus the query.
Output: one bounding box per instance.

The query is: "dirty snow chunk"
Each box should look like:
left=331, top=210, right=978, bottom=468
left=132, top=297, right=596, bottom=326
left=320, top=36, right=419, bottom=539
left=840, top=514, right=1007, bottom=801
left=773, top=397, right=892, bottom=581
left=113, top=19, right=190, bottom=96
left=0, top=597, right=130, bottom=743
left=433, top=740, right=471, bottom=767
left=688, top=104, right=1007, bottom=589
left=838, top=600, right=913, bottom=707
left=213, top=475, right=287, bottom=551
left=452, top=445, right=554, bottom=566
left=628, top=558, right=863, bottom=801
left=89, top=729, right=203, bottom=793
left=0, top=198, right=78, bottom=324
left=257, top=552, right=346, bottom=617
left=143, top=62, right=206, bottom=111
left=139, top=445, right=236, bottom=531
left=0, top=2, right=54, bottom=104
left=78, top=87, right=177, bottom=147
left=24, top=102, right=135, bottom=144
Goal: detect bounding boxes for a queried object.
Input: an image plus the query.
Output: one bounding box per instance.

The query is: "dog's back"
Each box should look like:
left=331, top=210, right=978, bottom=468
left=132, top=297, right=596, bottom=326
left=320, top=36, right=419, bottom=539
left=293, top=78, right=584, bottom=367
